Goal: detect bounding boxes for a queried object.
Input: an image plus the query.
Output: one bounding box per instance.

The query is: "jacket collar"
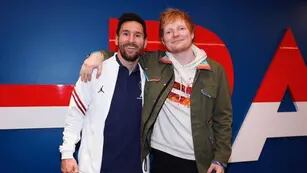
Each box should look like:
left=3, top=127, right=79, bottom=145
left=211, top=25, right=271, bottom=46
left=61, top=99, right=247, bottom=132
left=159, top=56, right=212, bottom=71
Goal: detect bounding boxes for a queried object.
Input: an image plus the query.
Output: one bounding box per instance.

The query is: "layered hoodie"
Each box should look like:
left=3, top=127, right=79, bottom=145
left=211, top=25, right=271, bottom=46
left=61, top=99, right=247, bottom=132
left=151, top=44, right=208, bottom=160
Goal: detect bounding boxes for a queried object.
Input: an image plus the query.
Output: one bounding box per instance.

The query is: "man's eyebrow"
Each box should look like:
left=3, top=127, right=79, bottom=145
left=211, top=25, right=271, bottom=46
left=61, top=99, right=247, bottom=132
left=135, top=31, right=144, bottom=35
left=121, top=29, right=144, bottom=35
left=120, top=29, right=129, bottom=32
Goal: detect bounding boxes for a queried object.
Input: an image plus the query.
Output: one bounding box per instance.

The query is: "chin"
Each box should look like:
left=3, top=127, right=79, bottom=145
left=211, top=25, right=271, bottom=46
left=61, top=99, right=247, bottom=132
left=169, top=47, right=185, bottom=53
left=125, top=55, right=139, bottom=62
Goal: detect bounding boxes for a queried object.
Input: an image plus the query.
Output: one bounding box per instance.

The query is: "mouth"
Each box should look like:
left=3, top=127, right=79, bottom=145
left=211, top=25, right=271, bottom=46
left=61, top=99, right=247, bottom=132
left=171, top=39, right=184, bottom=44
left=125, top=47, right=138, bottom=54
left=124, top=43, right=139, bottom=50
left=126, top=46, right=137, bottom=50
left=124, top=46, right=139, bottom=55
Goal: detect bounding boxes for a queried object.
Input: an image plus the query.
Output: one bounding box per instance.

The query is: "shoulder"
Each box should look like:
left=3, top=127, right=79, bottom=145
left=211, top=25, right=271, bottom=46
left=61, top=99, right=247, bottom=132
left=206, top=58, right=225, bottom=73
left=91, top=54, right=119, bottom=82
left=103, top=53, right=117, bottom=66
left=141, top=51, right=165, bottom=66
left=207, top=58, right=222, bottom=68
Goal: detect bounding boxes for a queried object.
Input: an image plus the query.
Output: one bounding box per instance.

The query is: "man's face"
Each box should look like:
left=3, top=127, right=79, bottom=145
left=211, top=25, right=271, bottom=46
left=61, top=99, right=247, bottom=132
left=116, top=21, right=147, bottom=62
left=161, top=19, right=194, bottom=54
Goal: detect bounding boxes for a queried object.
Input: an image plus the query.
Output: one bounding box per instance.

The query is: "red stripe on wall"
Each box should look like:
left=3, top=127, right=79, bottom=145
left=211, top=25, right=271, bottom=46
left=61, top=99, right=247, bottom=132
left=0, top=84, right=74, bottom=107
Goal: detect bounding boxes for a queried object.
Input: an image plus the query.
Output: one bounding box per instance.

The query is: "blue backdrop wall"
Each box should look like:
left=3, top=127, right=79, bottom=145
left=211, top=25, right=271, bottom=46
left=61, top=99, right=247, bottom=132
left=0, top=0, right=306, bottom=172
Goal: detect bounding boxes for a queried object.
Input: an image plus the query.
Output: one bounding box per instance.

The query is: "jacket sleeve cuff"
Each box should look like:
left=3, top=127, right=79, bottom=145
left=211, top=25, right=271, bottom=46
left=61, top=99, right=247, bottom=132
left=211, top=160, right=227, bottom=169
left=61, top=151, right=74, bottom=160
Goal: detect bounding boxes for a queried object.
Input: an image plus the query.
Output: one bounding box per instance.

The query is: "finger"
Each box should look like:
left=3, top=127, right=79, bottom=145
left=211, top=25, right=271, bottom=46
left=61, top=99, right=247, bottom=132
left=87, top=67, right=92, bottom=82
left=80, top=65, right=87, bottom=82
left=61, top=167, right=72, bottom=173
left=82, top=65, right=90, bottom=83
left=80, top=71, right=85, bottom=82
left=96, top=64, right=102, bottom=79
left=207, top=165, right=214, bottom=173
left=74, top=165, right=79, bottom=173
left=217, top=166, right=224, bottom=173
left=81, top=72, right=87, bottom=83
left=85, top=64, right=91, bottom=82
left=61, top=164, right=67, bottom=173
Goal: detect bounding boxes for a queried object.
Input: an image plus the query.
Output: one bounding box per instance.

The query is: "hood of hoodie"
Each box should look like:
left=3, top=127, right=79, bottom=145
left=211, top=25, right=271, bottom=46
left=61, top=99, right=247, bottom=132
left=166, top=44, right=207, bottom=85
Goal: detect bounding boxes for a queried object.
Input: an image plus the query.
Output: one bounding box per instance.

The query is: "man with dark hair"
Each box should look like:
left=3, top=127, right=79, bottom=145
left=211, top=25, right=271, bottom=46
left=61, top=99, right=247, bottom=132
left=116, top=13, right=147, bottom=39
left=59, top=13, right=148, bottom=173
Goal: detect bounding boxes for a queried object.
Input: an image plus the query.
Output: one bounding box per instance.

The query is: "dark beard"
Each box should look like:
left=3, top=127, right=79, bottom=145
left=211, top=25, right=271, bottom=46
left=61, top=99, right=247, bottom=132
left=119, top=43, right=142, bottom=62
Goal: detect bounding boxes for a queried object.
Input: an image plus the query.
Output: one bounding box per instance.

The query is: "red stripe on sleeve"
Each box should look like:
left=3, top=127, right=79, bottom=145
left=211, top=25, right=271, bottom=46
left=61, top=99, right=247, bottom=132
left=72, top=89, right=87, bottom=113
left=72, top=92, right=86, bottom=115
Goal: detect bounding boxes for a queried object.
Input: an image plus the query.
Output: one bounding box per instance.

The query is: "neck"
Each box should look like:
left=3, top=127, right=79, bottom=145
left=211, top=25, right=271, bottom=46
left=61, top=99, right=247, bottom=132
left=117, top=52, right=139, bottom=73
left=171, top=47, right=195, bottom=65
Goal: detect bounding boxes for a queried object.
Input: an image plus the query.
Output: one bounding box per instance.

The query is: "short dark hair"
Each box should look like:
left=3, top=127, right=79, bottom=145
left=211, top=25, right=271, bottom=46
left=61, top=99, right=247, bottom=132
left=116, top=13, right=147, bottom=39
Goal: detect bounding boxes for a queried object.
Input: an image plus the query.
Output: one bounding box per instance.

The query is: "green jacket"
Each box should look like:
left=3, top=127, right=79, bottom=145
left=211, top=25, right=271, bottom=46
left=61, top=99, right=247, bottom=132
left=102, top=51, right=232, bottom=172
left=140, top=52, right=232, bottom=172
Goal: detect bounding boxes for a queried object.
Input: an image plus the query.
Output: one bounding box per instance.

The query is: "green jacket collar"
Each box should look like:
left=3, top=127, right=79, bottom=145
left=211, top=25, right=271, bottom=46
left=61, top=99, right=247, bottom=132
left=159, top=56, right=212, bottom=71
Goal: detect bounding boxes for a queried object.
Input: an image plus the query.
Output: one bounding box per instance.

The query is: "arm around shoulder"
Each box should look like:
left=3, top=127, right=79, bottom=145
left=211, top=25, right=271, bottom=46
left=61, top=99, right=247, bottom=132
left=80, top=50, right=115, bottom=82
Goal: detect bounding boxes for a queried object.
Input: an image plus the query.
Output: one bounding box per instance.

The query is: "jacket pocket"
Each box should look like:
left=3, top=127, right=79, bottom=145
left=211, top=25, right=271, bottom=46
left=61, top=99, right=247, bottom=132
left=146, top=75, right=161, bottom=82
left=200, top=85, right=217, bottom=116
left=200, top=85, right=217, bottom=99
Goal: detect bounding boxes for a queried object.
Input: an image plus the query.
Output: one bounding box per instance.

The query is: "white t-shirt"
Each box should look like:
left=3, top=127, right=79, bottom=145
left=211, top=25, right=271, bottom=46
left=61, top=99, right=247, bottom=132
left=151, top=45, right=207, bottom=160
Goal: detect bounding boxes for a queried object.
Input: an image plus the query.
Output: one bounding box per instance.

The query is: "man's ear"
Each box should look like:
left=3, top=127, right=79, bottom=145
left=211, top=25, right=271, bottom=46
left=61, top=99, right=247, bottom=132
left=161, top=37, right=165, bottom=46
left=115, top=35, right=119, bottom=46
left=144, top=39, right=148, bottom=48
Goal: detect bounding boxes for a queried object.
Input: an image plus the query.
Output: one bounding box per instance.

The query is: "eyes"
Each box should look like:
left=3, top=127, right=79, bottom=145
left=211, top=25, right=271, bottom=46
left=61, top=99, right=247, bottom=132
left=135, top=33, right=143, bottom=38
left=179, top=26, right=186, bottom=30
left=120, top=31, right=144, bottom=38
left=164, top=26, right=187, bottom=35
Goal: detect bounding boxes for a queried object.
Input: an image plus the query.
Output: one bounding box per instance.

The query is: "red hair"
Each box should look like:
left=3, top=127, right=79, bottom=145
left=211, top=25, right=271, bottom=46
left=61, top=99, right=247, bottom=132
left=159, top=8, right=195, bottom=38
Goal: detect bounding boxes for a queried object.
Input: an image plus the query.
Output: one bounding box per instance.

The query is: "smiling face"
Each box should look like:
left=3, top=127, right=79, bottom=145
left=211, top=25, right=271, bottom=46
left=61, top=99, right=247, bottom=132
left=116, top=21, right=147, bottom=62
left=161, top=19, right=194, bottom=53
left=159, top=8, right=195, bottom=54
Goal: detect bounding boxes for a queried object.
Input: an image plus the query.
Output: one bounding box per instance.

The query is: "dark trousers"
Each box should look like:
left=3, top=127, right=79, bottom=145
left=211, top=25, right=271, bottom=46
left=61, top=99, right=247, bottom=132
left=151, top=148, right=198, bottom=173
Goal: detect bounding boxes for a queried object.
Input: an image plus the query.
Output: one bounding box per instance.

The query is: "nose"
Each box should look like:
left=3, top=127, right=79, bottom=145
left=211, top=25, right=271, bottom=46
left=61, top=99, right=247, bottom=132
left=173, top=30, right=179, bottom=37
left=128, top=34, right=136, bottom=43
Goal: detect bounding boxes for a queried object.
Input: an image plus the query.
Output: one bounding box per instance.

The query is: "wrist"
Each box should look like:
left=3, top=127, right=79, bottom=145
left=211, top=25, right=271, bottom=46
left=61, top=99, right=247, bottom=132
left=211, top=160, right=227, bottom=169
